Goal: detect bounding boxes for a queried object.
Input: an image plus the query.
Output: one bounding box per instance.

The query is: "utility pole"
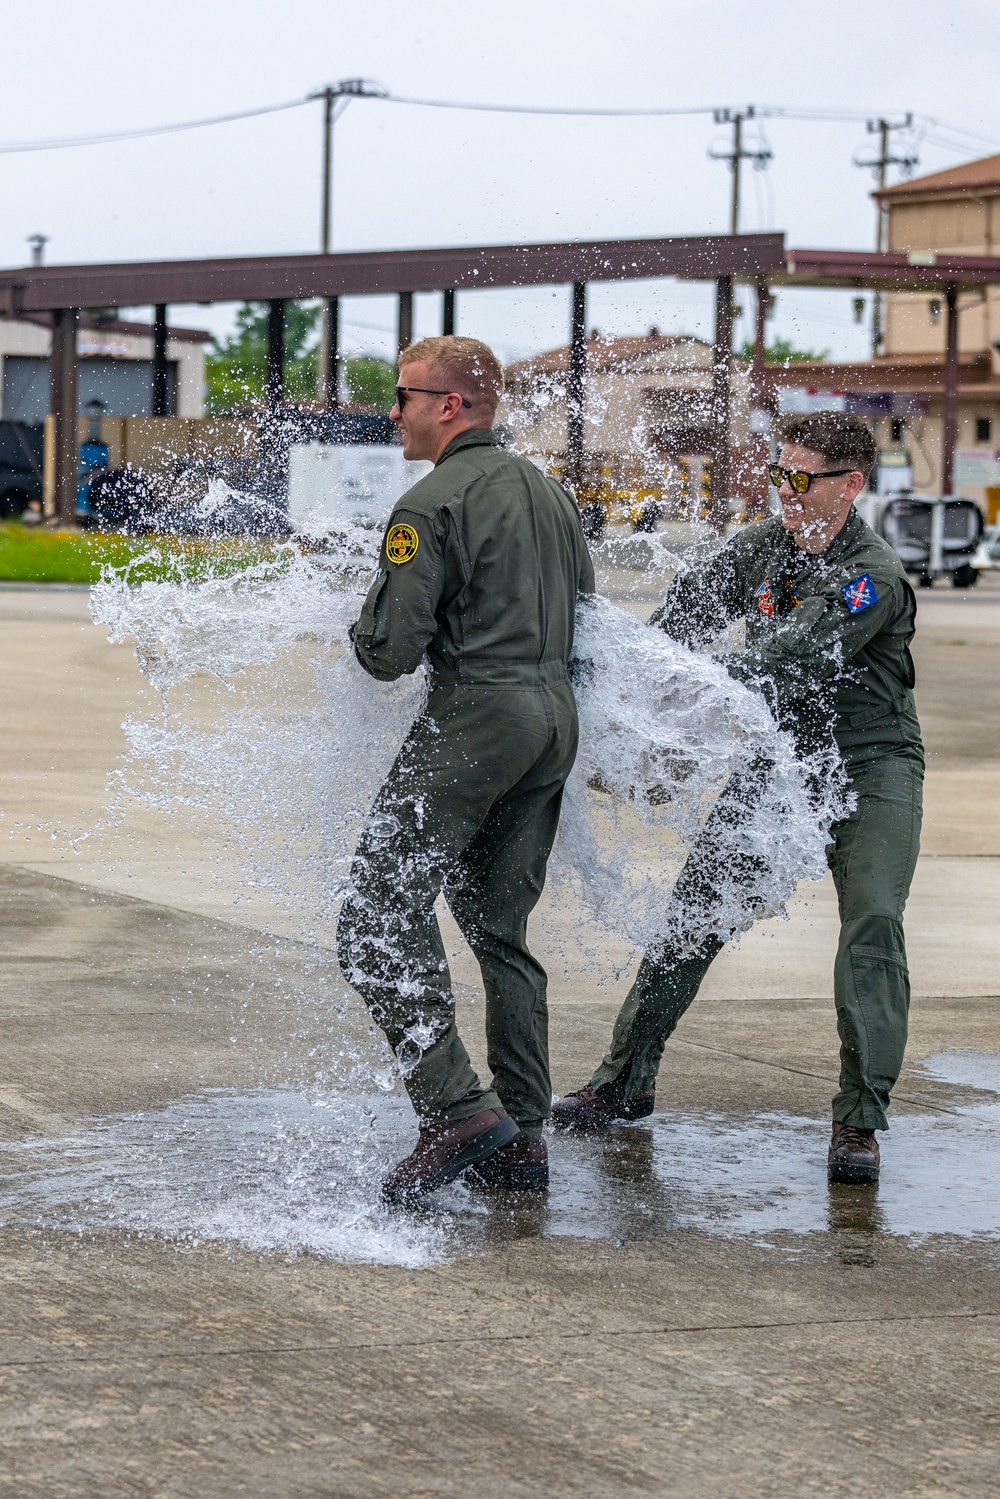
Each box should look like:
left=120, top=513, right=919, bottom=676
left=854, top=116, right=918, bottom=355
left=309, top=78, right=386, bottom=410
left=709, top=107, right=772, bottom=235
left=309, top=78, right=386, bottom=253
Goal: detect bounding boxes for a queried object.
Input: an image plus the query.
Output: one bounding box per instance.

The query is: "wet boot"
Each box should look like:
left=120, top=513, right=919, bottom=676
left=828, top=1120, right=881, bottom=1185
left=551, top=1083, right=655, bottom=1133
left=466, top=1136, right=549, bottom=1191
left=382, top=1107, right=519, bottom=1204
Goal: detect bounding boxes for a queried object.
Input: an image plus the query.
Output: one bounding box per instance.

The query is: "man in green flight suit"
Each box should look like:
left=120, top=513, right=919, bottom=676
left=554, top=411, right=923, bottom=1184
left=339, top=335, right=595, bottom=1202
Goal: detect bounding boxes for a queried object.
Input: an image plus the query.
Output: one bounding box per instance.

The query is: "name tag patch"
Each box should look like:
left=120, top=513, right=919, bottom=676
left=386, top=523, right=419, bottom=565
left=754, top=578, right=776, bottom=618
left=842, top=573, right=878, bottom=614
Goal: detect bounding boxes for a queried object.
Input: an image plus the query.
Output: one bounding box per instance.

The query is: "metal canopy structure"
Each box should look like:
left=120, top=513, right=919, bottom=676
left=6, top=230, right=1000, bottom=522
left=0, top=234, right=786, bottom=313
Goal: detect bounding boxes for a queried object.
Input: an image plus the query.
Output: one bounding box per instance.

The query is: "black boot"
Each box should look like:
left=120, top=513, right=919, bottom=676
left=551, top=1084, right=655, bottom=1133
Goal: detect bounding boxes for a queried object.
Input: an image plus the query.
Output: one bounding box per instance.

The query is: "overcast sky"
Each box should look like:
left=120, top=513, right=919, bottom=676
left=2, top=0, right=998, bottom=363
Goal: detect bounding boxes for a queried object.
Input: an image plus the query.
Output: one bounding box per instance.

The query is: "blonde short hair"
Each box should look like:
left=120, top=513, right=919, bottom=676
left=399, top=335, right=504, bottom=414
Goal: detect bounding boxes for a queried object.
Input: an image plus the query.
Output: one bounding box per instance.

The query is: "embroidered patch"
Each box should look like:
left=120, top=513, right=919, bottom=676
left=385, top=523, right=419, bottom=565
left=754, top=577, right=776, bottom=618
left=842, top=572, right=878, bottom=614
left=787, top=589, right=803, bottom=609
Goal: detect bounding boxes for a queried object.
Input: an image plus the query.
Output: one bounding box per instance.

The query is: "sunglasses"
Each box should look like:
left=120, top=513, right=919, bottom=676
left=768, top=464, right=857, bottom=495
left=394, top=386, right=473, bottom=411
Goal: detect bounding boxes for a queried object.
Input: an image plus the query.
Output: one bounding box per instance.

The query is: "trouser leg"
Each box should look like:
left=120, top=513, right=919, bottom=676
left=446, top=764, right=572, bottom=1139
left=828, top=756, right=923, bottom=1129
left=589, top=757, right=773, bottom=1100
left=337, top=684, right=575, bottom=1126
left=336, top=723, right=496, bottom=1123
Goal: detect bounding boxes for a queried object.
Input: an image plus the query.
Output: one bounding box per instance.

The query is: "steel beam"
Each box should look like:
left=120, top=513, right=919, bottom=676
left=942, top=283, right=959, bottom=495
left=710, top=274, right=734, bottom=530
left=151, top=303, right=169, bottom=416
left=321, top=296, right=339, bottom=410
left=752, top=282, right=768, bottom=398
left=0, top=234, right=788, bottom=313
left=50, top=307, right=79, bottom=525
left=397, top=292, right=413, bottom=360
left=442, top=289, right=456, bottom=336
left=266, top=299, right=284, bottom=408
left=567, top=282, right=587, bottom=488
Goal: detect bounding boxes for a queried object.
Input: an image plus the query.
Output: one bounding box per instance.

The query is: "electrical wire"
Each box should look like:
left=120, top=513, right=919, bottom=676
left=0, top=87, right=996, bottom=158
left=0, top=98, right=310, bottom=155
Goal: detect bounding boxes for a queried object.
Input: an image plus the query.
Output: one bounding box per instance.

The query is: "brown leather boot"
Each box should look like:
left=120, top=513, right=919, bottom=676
left=551, top=1083, right=655, bottom=1133
left=382, top=1107, right=519, bottom=1204
left=466, top=1136, right=549, bottom=1191
left=828, top=1121, right=881, bottom=1185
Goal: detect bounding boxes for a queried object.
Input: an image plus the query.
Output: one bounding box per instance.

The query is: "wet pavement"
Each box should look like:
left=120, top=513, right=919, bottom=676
left=0, top=579, right=997, bottom=1496
left=4, top=1047, right=1000, bottom=1270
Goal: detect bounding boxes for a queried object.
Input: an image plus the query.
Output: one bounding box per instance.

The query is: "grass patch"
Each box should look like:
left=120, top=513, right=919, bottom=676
left=0, top=523, right=290, bottom=585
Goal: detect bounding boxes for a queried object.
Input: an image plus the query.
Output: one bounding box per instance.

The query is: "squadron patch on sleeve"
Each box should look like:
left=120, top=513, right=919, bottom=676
left=754, top=577, right=776, bottom=618
left=842, top=572, right=878, bottom=614
left=385, top=523, right=419, bottom=565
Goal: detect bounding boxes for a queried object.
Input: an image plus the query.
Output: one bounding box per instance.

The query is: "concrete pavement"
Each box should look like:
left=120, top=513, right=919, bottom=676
left=0, top=571, right=997, bottom=1497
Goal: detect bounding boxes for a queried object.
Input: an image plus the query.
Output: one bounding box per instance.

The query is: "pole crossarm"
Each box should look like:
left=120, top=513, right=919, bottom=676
left=0, top=234, right=787, bottom=314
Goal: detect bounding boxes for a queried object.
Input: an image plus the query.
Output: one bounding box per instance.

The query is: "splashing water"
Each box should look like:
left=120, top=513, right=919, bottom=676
left=89, top=511, right=845, bottom=956
left=71, top=491, right=852, bottom=1265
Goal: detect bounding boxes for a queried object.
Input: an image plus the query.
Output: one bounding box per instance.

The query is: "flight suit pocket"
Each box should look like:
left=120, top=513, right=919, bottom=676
left=845, top=940, right=909, bottom=1100
left=356, top=570, right=390, bottom=646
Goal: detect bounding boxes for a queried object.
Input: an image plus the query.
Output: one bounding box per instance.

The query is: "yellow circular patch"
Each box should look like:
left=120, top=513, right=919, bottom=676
left=386, top=522, right=419, bottom=565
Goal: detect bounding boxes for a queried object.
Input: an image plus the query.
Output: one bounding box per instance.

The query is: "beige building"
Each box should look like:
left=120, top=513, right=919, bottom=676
left=772, top=154, right=1000, bottom=514
left=0, top=311, right=210, bottom=421
left=504, top=332, right=757, bottom=519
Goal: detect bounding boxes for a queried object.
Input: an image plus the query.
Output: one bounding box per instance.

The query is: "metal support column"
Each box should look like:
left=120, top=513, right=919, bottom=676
left=50, top=307, right=80, bottom=525
left=397, top=292, right=413, bottom=360
left=567, top=281, right=587, bottom=488
left=942, top=283, right=959, bottom=496
left=321, top=296, right=340, bottom=410
left=752, top=282, right=768, bottom=398
left=442, top=289, right=456, bottom=336
left=266, top=299, right=284, bottom=409
left=709, top=274, right=734, bottom=530
left=151, top=303, right=169, bottom=416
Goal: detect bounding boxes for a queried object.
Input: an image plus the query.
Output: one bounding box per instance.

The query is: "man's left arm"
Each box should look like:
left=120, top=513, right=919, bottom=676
left=351, top=508, right=446, bottom=681
left=725, top=570, right=902, bottom=701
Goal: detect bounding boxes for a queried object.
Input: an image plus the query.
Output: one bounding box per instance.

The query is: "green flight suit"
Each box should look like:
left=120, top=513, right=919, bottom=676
left=590, top=506, right=923, bottom=1130
left=338, top=428, right=595, bottom=1137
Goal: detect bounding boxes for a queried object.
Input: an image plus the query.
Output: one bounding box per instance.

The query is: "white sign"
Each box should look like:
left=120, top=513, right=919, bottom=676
left=287, top=443, right=432, bottom=529
left=954, top=448, right=1000, bottom=489
left=777, top=388, right=847, bottom=415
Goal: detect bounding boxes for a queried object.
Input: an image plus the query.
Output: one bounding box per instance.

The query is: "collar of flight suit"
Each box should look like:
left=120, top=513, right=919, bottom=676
left=810, top=504, right=864, bottom=568
left=434, top=426, right=501, bottom=466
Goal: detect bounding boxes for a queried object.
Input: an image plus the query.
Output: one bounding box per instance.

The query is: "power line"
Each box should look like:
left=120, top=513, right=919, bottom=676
left=0, top=86, right=995, bottom=159
left=0, top=98, right=309, bottom=155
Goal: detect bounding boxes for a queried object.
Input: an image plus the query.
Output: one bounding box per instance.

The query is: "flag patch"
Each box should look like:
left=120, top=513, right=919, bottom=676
left=754, top=577, right=776, bottom=618
left=842, top=573, right=878, bottom=613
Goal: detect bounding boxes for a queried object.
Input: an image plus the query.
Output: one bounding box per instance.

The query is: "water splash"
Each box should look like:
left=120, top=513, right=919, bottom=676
left=3, top=1051, right=999, bottom=1261
left=89, top=519, right=844, bottom=956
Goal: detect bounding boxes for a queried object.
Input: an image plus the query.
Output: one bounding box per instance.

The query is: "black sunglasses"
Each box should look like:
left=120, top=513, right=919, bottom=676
left=768, top=463, right=857, bottom=495
left=394, top=385, right=473, bottom=411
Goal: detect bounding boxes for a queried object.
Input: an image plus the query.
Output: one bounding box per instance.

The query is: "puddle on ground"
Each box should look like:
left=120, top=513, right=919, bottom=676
left=0, top=1050, right=997, bottom=1267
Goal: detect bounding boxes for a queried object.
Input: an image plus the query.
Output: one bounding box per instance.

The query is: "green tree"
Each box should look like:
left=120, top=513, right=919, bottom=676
left=205, top=301, right=321, bottom=414
left=346, top=356, right=396, bottom=411
left=738, top=336, right=830, bottom=364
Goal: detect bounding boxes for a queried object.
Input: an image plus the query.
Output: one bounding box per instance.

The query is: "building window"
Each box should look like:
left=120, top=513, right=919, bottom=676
left=976, top=417, right=992, bottom=443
